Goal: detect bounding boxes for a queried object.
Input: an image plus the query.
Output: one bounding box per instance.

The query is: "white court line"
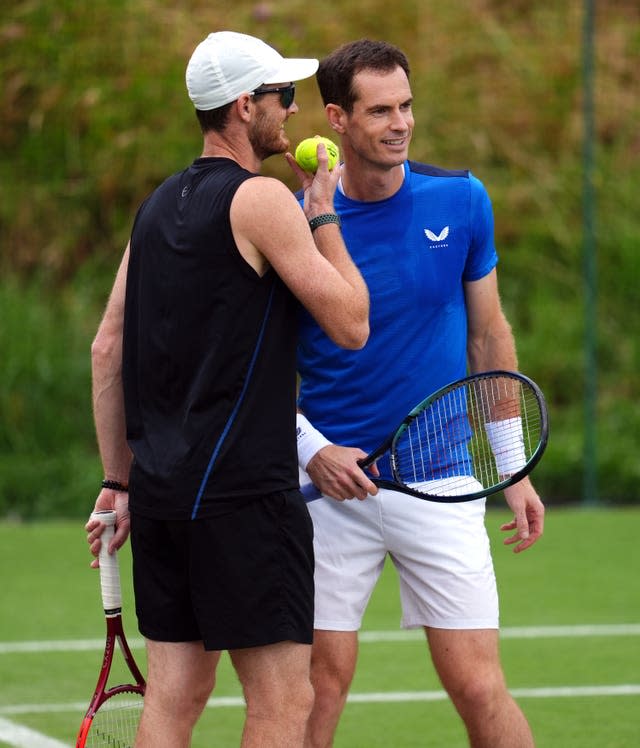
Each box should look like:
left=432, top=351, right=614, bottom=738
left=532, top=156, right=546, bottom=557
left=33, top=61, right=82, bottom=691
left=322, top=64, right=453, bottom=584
left=361, top=622, right=640, bottom=642
left=2, top=686, right=640, bottom=748
left=0, top=639, right=116, bottom=654
left=0, top=717, right=69, bottom=748
left=1, top=623, right=639, bottom=654
left=347, top=684, right=640, bottom=703
left=1, top=625, right=639, bottom=748
left=2, top=684, right=640, bottom=718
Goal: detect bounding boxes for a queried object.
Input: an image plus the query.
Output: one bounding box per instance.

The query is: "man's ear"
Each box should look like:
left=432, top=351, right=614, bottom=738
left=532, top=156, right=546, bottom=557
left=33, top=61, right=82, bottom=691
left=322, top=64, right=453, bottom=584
left=237, top=93, right=253, bottom=122
left=326, top=103, right=346, bottom=135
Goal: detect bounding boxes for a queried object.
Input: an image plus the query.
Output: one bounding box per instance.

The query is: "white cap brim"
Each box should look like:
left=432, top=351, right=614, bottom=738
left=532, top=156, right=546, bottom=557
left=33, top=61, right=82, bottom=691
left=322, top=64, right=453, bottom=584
left=262, top=57, right=319, bottom=85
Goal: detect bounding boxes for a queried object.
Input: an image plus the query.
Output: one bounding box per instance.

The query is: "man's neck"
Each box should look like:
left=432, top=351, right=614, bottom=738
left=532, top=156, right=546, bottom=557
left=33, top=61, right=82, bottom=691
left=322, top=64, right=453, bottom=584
left=200, top=130, right=262, bottom=173
left=339, top=161, right=405, bottom=202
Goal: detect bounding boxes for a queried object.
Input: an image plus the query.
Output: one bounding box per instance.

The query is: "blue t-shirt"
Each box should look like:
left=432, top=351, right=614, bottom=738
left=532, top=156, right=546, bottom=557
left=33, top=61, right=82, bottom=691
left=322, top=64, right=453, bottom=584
left=297, top=160, right=498, bottom=480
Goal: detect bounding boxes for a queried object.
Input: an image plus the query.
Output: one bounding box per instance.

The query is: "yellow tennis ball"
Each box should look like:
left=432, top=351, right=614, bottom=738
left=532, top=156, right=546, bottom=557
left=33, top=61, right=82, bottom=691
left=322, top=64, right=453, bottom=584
left=294, top=136, right=340, bottom=172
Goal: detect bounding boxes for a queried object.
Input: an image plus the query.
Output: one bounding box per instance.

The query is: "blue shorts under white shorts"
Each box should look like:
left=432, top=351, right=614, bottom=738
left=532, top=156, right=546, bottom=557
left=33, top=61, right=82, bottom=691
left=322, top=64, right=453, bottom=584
left=303, top=476, right=499, bottom=631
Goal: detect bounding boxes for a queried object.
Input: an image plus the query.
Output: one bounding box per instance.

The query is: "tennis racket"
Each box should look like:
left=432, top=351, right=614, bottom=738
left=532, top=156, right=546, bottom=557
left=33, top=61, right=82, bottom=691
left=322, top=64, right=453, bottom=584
left=300, top=370, right=548, bottom=503
left=76, top=510, right=145, bottom=747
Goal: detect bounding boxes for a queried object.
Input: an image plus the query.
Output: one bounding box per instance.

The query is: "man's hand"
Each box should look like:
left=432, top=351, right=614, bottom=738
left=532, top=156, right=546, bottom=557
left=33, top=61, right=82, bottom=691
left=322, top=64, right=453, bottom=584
left=85, top=488, right=131, bottom=568
left=285, top=141, right=342, bottom=217
left=306, top=444, right=379, bottom=501
left=501, top=477, right=545, bottom=553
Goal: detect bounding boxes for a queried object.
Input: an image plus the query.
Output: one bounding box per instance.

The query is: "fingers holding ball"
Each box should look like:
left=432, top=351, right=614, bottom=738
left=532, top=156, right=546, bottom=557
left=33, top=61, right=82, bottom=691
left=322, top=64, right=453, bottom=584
left=294, top=135, right=340, bottom=173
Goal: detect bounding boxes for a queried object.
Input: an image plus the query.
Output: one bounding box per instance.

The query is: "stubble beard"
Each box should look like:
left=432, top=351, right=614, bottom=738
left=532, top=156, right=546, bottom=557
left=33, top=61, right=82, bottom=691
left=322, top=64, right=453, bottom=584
left=249, top=110, right=289, bottom=162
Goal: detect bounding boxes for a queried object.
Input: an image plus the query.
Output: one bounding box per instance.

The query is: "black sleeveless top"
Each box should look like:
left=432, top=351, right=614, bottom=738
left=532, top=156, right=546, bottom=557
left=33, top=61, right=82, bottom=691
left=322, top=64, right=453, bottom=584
left=123, top=158, right=299, bottom=519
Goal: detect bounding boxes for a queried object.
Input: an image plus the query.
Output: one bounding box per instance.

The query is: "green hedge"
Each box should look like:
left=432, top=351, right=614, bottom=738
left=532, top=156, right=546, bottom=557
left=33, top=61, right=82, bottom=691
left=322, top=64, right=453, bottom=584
left=1, top=1, right=638, bottom=515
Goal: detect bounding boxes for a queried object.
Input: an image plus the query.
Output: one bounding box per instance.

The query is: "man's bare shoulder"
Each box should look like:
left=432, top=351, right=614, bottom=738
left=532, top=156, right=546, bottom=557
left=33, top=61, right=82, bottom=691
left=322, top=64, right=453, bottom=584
left=233, top=175, right=302, bottom=225
left=235, top=174, right=294, bottom=204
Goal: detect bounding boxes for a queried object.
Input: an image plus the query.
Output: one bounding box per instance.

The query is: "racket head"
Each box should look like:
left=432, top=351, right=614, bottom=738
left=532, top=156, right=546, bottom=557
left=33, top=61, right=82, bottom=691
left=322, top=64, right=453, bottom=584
left=389, top=370, right=548, bottom=501
left=76, top=687, right=144, bottom=747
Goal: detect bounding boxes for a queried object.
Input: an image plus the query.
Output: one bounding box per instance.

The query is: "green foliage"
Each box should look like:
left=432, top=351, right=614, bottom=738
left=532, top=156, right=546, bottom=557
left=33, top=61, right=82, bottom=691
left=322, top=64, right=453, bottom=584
left=0, top=279, right=102, bottom=518
left=1, top=1, right=639, bottom=515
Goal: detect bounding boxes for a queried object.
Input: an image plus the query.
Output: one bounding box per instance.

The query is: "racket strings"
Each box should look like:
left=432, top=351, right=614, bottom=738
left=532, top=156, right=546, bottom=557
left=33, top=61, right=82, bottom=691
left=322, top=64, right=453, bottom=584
left=397, top=385, right=472, bottom=494
left=86, top=694, right=142, bottom=747
left=479, top=379, right=542, bottom=470
left=393, top=376, right=543, bottom=497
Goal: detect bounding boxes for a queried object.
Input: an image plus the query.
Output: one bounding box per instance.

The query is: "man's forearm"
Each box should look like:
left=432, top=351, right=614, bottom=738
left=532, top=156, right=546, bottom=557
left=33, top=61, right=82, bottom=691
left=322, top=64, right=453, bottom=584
left=91, top=244, right=131, bottom=483
left=92, top=333, right=131, bottom=483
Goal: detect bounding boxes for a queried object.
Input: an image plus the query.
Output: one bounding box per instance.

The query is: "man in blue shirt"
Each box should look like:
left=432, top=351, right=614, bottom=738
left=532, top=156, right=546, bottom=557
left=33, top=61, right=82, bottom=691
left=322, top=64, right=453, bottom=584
left=295, top=39, right=544, bottom=748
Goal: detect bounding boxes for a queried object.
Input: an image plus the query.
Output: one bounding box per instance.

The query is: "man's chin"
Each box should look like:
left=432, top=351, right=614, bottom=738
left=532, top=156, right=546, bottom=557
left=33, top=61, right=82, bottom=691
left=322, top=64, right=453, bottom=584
left=261, top=142, right=289, bottom=161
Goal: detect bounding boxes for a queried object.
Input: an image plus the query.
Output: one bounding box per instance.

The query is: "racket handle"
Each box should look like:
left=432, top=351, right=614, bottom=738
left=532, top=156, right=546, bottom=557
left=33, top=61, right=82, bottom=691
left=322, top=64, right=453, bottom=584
left=90, top=510, right=122, bottom=612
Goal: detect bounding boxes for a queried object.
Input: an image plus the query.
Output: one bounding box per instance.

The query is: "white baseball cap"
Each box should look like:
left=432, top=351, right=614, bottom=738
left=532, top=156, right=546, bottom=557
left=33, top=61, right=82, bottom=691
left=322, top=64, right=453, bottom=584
left=186, top=31, right=319, bottom=111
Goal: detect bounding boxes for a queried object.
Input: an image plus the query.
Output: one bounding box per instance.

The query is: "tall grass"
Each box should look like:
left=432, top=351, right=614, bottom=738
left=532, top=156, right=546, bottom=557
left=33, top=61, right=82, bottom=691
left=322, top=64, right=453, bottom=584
left=0, top=278, right=102, bottom=518
left=1, top=1, right=639, bottom=514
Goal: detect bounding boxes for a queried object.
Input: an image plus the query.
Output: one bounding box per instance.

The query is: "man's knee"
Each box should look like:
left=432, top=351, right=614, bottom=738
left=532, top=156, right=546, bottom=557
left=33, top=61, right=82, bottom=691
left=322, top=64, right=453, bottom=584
left=143, top=680, right=212, bottom=727
left=445, top=666, right=508, bottom=715
left=311, top=668, right=350, bottom=710
left=246, top=677, right=314, bottom=722
left=310, top=631, right=358, bottom=701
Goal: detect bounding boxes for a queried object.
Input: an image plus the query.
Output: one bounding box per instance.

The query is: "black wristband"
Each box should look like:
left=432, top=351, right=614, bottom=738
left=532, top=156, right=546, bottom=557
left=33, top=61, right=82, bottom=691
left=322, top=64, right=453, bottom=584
left=101, top=479, right=128, bottom=492
left=309, top=213, right=341, bottom=232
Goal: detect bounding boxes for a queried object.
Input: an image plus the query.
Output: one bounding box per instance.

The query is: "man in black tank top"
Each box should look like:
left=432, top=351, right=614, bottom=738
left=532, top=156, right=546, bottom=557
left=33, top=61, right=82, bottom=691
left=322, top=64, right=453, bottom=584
left=85, top=31, right=369, bottom=746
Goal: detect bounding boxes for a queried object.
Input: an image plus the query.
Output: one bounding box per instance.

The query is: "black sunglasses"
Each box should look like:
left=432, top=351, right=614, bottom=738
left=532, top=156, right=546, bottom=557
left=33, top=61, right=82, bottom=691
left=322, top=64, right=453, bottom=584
left=250, top=83, right=296, bottom=109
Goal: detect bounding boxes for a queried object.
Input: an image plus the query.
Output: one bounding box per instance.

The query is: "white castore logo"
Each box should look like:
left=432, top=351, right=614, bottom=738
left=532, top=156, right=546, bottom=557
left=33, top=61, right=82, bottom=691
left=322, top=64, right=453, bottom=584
left=424, top=226, right=449, bottom=242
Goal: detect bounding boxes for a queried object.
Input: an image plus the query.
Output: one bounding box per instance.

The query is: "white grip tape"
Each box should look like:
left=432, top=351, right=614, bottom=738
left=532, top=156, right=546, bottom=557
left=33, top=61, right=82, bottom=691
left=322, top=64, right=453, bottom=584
left=484, top=417, right=527, bottom=476
left=91, top=510, right=122, bottom=611
left=296, top=413, right=331, bottom=470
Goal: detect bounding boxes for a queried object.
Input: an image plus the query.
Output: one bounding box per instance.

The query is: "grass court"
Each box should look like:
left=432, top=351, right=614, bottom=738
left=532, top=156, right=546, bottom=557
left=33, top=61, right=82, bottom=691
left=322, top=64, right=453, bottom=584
left=1, top=505, right=638, bottom=747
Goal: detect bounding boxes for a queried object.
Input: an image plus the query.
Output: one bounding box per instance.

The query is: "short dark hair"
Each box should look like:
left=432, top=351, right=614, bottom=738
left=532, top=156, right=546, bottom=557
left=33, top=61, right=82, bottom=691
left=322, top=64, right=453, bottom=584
left=317, top=39, right=410, bottom=113
left=195, top=101, right=234, bottom=133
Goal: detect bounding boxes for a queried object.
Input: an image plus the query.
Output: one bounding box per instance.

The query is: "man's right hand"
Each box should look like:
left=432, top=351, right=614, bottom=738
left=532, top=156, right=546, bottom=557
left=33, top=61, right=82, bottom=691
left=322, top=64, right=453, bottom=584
left=306, top=444, right=379, bottom=501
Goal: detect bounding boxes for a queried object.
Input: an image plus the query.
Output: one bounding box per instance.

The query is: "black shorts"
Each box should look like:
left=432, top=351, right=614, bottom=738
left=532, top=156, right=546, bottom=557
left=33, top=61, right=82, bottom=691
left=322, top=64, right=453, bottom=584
left=130, top=490, right=314, bottom=651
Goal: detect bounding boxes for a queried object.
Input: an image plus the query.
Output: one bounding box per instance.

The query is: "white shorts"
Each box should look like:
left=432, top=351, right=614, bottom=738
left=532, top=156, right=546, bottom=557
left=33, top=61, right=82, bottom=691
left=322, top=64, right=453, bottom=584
left=304, top=477, right=499, bottom=631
